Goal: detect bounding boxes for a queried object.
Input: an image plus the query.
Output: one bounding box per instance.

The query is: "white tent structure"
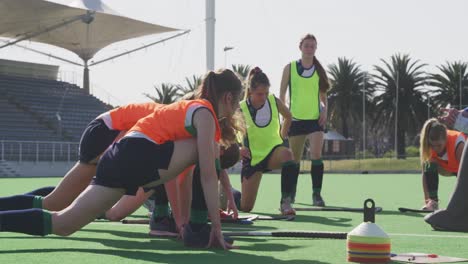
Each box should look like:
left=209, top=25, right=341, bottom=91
left=0, top=0, right=186, bottom=93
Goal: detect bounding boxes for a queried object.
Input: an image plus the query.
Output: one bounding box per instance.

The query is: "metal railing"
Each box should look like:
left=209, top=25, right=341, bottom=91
left=0, top=140, right=79, bottom=163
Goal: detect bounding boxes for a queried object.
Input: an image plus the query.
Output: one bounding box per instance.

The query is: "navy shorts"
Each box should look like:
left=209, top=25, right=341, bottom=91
left=79, top=119, right=120, bottom=164
left=93, top=137, right=174, bottom=195
left=241, top=144, right=283, bottom=180
left=288, top=120, right=323, bottom=137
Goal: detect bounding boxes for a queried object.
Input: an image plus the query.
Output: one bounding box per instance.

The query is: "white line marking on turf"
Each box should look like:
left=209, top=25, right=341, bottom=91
left=92, top=223, right=468, bottom=239
left=389, top=233, right=468, bottom=239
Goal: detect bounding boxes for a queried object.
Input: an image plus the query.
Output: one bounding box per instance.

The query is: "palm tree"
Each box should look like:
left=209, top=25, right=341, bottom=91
left=178, top=75, right=202, bottom=96
left=372, top=53, right=429, bottom=158
left=430, top=61, right=468, bottom=109
left=231, top=64, right=252, bottom=81
left=143, top=83, right=180, bottom=104
left=328, top=57, right=374, bottom=140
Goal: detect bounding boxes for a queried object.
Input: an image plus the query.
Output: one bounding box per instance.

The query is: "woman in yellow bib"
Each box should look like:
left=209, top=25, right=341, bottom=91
left=280, top=34, right=330, bottom=206
left=239, top=67, right=297, bottom=215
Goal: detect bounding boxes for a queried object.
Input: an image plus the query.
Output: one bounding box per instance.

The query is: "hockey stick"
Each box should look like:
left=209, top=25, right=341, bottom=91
left=294, top=206, right=383, bottom=213
left=398, top=207, right=434, bottom=213
left=122, top=215, right=257, bottom=225
left=223, top=230, right=347, bottom=239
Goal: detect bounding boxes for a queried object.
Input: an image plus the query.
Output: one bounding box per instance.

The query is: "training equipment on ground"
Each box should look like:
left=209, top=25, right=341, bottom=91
left=391, top=252, right=468, bottom=263
left=347, top=199, right=391, bottom=263
left=122, top=213, right=294, bottom=225
left=295, top=206, right=383, bottom=213
left=122, top=216, right=254, bottom=225
left=222, top=230, right=347, bottom=239
left=398, top=207, right=433, bottom=213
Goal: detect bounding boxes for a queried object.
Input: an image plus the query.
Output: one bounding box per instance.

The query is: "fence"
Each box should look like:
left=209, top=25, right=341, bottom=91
left=300, top=155, right=421, bottom=173
left=0, top=140, right=421, bottom=173
left=0, top=140, right=79, bottom=163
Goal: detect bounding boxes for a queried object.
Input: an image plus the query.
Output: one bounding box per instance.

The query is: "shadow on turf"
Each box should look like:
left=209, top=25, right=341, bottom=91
left=0, top=243, right=332, bottom=264
left=378, top=210, right=428, bottom=218
left=294, top=203, right=427, bottom=219
left=250, top=212, right=352, bottom=227
left=2, top=235, right=303, bottom=253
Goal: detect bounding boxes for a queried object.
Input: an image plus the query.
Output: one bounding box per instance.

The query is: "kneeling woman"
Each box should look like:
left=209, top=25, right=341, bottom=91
left=239, top=67, right=298, bottom=215
left=419, top=118, right=466, bottom=210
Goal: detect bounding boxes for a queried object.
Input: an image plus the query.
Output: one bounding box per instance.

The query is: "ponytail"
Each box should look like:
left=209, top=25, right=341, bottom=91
left=313, top=56, right=330, bottom=92
left=420, top=118, right=447, bottom=165
left=299, top=33, right=330, bottom=92
left=244, top=66, right=270, bottom=100
left=195, top=69, right=245, bottom=146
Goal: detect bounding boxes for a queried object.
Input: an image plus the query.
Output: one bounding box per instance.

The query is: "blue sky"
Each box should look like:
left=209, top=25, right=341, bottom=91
left=1, top=0, right=467, bottom=106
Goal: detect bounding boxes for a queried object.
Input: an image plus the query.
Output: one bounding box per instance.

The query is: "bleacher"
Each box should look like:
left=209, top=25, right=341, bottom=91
left=0, top=74, right=112, bottom=142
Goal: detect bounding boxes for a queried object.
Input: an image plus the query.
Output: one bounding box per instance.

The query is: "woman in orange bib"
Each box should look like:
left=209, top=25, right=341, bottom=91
left=419, top=118, right=466, bottom=211
left=0, top=69, right=243, bottom=250
left=1, top=102, right=161, bottom=212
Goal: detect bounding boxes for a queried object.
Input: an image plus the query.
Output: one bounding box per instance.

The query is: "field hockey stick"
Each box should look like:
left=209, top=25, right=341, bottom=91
left=223, top=230, right=347, bottom=239
left=122, top=217, right=255, bottom=225
left=294, top=206, right=383, bottom=213
left=398, top=207, right=434, bottom=213
left=256, top=215, right=295, bottom=221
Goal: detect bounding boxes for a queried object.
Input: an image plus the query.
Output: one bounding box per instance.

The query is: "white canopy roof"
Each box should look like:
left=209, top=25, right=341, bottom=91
left=0, top=0, right=179, bottom=60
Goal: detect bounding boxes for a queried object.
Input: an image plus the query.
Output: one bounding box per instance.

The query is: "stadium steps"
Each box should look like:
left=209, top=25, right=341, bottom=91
left=0, top=160, right=20, bottom=177
left=0, top=74, right=112, bottom=141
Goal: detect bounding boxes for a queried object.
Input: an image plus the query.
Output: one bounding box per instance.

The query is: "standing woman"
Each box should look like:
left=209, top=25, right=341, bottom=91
left=279, top=34, right=330, bottom=206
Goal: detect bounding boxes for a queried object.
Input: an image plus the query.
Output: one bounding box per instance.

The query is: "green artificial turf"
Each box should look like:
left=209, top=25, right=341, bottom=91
left=0, top=174, right=467, bottom=264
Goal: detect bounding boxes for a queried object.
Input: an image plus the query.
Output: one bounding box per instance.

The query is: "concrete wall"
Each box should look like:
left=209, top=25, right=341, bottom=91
left=1, top=161, right=75, bottom=177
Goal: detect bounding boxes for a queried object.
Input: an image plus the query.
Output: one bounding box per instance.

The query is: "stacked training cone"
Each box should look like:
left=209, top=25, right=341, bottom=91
left=347, top=199, right=391, bottom=263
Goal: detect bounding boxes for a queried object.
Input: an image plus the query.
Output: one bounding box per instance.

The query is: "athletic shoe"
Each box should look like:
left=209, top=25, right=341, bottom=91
left=183, top=223, right=234, bottom=248
left=421, top=199, right=439, bottom=211
left=312, top=193, right=326, bottom=207
left=149, top=216, right=177, bottom=236
left=280, top=197, right=296, bottom=216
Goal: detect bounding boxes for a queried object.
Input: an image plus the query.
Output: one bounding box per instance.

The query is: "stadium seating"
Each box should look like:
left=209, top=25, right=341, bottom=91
left=0, top=74, right=112, bottom=142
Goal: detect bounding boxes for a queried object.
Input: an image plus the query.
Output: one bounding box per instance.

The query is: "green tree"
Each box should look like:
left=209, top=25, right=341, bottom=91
left=178, top=75, right=202, bottom=96
left=328, top=57, right=374, bottom=139
left=372, top=54, right=429, bottom=159
left=430, top=61, right=468, bottom=109
left=231, top=64, right=252, bottom=81
left=143, top=83, right=180, bottom=104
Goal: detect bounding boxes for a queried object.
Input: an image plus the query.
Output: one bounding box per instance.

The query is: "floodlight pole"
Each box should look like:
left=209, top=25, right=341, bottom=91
left=460, top=66, right=463, bottom=109
left=362, top=73, right=366, bottom=160
left=394, top=71, right=399, bottom=159
left=224, top=46, right=234, bottom=68
left=206, top=0, right=215, bottom=71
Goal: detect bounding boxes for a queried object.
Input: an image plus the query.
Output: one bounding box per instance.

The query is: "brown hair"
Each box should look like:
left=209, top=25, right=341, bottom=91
left=299, top=34, right=330, bottom=92
left=220, top=143, right=240, bottom=169
left=195, top=69, right=245, bottom=146
left=420, top=118, right=447, bottom=164
left=244, top=66, right=270, bottom=100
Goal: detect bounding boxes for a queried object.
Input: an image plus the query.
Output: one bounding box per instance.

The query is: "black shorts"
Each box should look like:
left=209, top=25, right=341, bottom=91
left=93, top=137, right=174, bottom=195
left=288, top=120, right=323, bottom=137
left=241, top=144, right=283, bottom=180
left=79, top=119, right=120, bottom=164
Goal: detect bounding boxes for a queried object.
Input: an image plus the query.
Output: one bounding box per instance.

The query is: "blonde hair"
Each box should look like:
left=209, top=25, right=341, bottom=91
left=420, top=118, right=447, bottom=164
